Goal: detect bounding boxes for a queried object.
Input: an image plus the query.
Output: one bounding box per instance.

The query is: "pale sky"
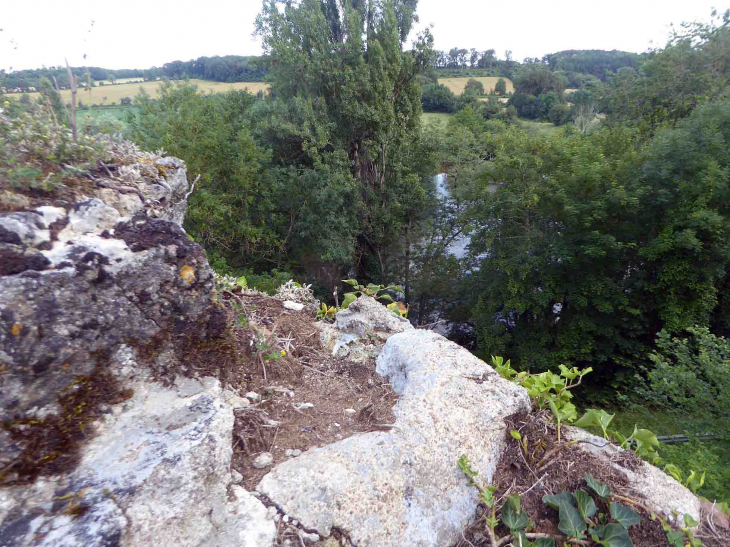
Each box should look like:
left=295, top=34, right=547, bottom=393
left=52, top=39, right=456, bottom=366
left=1, top=0, right=725, bottom=72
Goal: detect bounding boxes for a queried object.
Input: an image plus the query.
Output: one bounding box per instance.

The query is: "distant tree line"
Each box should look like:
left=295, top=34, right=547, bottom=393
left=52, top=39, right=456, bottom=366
left=1, top=55, right=269, bottom=93
left=160, top=55, right=268, bottom=82
left=544, top=49, right=645, bottom=81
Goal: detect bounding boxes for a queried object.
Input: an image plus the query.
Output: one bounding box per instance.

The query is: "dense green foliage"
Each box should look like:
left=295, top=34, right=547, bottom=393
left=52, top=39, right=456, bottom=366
left=604, top=11, right=730, bottom=136
left=160, top=55, right=267, bottom=82
left=457, top=97, right=730, bottom=385
left=545, top=49, right=644, bottom=81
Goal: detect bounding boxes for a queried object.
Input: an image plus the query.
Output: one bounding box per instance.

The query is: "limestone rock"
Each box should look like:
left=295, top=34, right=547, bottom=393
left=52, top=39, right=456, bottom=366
left=564, top=427, right=702, bottom=524
left=253, top=453, right=274, bottom=469
left=257, top=330, right=531, bottom=546
left=0, top=376, right=274, bottom=547
left=335, top=295, right=413, bottom=343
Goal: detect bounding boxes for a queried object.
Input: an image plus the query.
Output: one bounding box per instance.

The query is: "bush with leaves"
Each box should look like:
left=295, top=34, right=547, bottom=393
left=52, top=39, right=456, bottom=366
left=1, top=101, right=109, bottom=191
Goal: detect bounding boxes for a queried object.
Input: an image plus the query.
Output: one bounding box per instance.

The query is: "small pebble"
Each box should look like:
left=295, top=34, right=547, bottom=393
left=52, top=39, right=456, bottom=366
left=344, top=408, right=356, bottom=415
left=333, top=422, right=340, bottom=427
left=292, top=519, right=298, bottom=526
left=293, top=402, right=314, bottom=411
left=285, top=449, right=293, bottom=457
left=301, top=532, right=320, bottom=543
left=245, top=392, right=260, bottom=402
left=283, top=514, right=289, bottom=523
left=252, top=452, right=273, bottom=468
left=291, top=449, right=301, bottom=457
left=231, top=470, right=243, bottom=484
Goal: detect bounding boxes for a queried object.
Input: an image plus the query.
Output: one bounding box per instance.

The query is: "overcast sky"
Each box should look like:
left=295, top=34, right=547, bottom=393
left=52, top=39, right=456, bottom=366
left=1, top=0, right=725, bottom=71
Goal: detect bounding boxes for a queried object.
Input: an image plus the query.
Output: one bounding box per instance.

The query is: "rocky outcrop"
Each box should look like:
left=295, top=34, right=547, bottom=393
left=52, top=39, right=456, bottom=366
left=564, top=427, right=702, bottom=524
left=317, top=295, right=413, bottom=362
left=258, top=329, right=532, bottom=546
left=0, top=154, right=274, bottom=546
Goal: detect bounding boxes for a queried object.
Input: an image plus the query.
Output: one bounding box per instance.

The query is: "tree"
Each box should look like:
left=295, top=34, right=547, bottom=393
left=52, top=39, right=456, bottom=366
left=463, top=78, right=484, bottom=95
left=605, top=9, right=730, bottom=136
left=120, top=97, right=132, bottom=106
left=494, top=77, right=507, bottom=95
left=255, top=0, right=435, bottom=282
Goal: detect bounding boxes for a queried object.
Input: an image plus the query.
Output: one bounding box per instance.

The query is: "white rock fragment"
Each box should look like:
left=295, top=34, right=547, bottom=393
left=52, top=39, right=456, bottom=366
left=282, top=515, right=289, bottom=523
left=266, top=506, right=278, bottom=520
left=291, top=449, right=301, bottom=457
left=223, top=389, right=250, bottom=409
left=283, top=300, right=305, bottom=311
left=285, top=449, right=293, bottom=457
left=246, top=392, right=261, bottom=402
left=344, top=408, right=357, bottom=415
left=293, top=402, right=314, bottom=411
left=301, top=532, right=320, bottom=543
left=231, top=470, right=243, bottom=484
left=252, top=452, right=274, bottom=469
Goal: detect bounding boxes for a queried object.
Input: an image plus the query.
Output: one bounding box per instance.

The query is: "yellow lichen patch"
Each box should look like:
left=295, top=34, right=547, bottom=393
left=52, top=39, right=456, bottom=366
left=12, top=324, right=23, bottom=336
left=180, top=265, right=196, bottom=284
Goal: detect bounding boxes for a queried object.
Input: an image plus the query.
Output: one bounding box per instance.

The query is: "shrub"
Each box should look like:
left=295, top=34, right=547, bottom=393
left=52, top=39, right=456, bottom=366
left=645, top=327, right=729, bottom=425
left=549, top=103, right=572, bottom=126
left=495, top=77, right=507, bottom=95
left=464, top=78, right=485, bottom=96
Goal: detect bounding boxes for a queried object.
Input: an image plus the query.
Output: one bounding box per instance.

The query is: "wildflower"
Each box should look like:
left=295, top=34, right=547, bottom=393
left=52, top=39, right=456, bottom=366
left=280, top=350, right=286, bottom=356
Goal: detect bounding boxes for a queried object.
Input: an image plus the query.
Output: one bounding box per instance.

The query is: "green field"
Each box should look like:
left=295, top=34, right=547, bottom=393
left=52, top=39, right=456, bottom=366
left=421, top=112, right=453, bottom=127
left=76, top=105, right=139, bottom=122
left=5, top=79, right=270, bottom=105
left=438, top=76, right=514, bottom=96
left=519, top=118, right=560, bottom=136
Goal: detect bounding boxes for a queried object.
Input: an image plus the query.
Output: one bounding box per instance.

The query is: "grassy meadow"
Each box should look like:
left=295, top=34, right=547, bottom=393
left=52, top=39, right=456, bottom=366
left=438, top=76, right=514, bottom=95
left=6, top=79, right=270, bottom=105
left=421, top=112, right=453, bottom=127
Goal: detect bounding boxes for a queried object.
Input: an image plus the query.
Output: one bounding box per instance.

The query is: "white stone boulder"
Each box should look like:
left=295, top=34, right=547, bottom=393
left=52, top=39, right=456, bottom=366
left=564, top=427, right=702, bottom=524
left=0, top=376, right=275, bottom=547
left=257, top=330, right=531, bottom=546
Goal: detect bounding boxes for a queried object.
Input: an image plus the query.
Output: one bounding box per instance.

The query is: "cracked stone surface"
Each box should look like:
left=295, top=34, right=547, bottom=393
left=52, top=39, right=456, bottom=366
left=0, top=376, right=275, bottom=547
left=257, top=329, right=531, bottom=546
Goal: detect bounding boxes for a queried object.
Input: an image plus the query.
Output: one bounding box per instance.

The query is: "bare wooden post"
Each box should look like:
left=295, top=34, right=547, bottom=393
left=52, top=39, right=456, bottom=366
left=65, top=59, right=78, bottom=141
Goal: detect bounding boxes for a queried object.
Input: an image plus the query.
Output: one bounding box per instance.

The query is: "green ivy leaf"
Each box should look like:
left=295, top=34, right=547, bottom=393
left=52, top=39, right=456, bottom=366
left=585, top=473, right=611, bottom=498
left=378, top=294, right=394, bottom=302
left=502, top=505, right=529, bottom=531
left=533, top=538, right=556, bottom=547
left=599, top=523, right=634, bottom=547
left=341, top=292, right=357, bottom=309
left=666, top=530, right=684, bottom=546
left=510, top=430, right=522, bottom=441
left=631, top=427, right=659, bottom=451
left=573, top=489, right=597, bottom=521
left=557, top=503, right=587, bottom=539
left=683, top=513, right=699, bottom=528
left=664, top=463, right=683, bottom=483
left=342, top=279, right=359, bottom=287
left=385, top=285, right=404, bottom=293
left=505, top=493, right=521, bottom=513
left=543, top=491, right=575, bottom=511
left=610, top=502, right=641, bottom=528
left=574, top=409, right=615, bottom=437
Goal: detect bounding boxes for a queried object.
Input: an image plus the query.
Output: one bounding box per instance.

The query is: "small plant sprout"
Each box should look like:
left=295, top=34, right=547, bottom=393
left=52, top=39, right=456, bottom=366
left=510, top=429, right=529, bottom=456
left=341, top=279, right=405, bottom=317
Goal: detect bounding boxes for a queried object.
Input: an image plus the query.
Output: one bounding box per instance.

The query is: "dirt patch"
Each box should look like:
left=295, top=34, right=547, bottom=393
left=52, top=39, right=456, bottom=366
left=221, top=294, right=397, bottom=493
left=453, top=410, right=729, bottom=547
